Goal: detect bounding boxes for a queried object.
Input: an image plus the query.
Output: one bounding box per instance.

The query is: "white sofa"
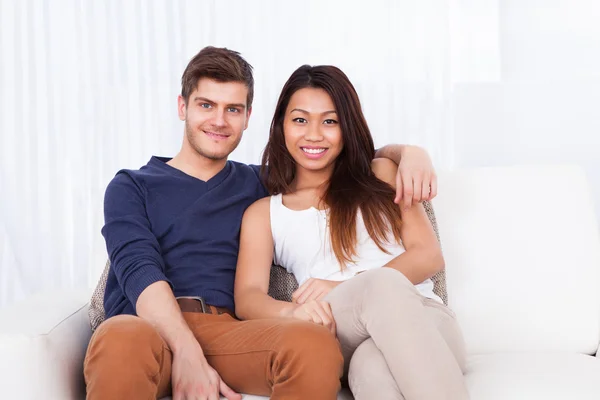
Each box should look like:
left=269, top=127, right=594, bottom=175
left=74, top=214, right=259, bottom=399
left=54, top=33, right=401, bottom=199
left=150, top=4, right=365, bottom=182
left=1, top=164, right=600, bottom=400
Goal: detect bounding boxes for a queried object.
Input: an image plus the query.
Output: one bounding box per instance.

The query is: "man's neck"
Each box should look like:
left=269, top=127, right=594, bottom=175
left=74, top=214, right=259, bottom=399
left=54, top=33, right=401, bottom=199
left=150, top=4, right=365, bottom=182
left=167, top=151, right=227, bottom=182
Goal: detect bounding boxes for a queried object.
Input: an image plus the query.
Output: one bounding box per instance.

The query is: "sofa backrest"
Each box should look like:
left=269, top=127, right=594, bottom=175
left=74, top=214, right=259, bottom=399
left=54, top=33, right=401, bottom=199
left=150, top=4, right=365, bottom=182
left=433, top=165, right=600, bottom=355
left=90, top=200, right=447, bottom=331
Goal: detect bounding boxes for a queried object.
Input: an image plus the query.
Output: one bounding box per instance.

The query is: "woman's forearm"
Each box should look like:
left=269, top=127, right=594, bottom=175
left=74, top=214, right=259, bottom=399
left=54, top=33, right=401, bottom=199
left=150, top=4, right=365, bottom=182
left=235, top=287, right=298, bottom=320
left=383, top=247, right=444, bottom=285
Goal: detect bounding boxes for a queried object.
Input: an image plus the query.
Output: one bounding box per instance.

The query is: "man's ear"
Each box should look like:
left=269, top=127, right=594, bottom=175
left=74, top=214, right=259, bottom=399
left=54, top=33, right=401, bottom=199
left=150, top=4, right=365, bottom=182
left=244, top=106, right=252, bottom=130
left=177, top=95, right=187, bottom=121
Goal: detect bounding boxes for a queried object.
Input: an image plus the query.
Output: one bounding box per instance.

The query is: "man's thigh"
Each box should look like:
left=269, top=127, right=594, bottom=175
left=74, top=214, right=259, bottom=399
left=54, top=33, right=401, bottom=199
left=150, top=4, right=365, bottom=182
left=184, top=313, right=329, bottom=395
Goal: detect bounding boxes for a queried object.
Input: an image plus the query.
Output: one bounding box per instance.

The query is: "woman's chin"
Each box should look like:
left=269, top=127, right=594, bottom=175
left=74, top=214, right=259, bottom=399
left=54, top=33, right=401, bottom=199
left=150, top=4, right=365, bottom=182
left=296, top=160, right=333, bottom=173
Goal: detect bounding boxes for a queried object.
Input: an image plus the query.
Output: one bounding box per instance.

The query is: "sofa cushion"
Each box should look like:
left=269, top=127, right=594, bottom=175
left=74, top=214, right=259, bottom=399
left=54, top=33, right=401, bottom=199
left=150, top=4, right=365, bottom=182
left=465, top=352, right=600, bottom=399
left=434, top=165, right=600, bottom=355
left=89, top=200, right=448, bottom=330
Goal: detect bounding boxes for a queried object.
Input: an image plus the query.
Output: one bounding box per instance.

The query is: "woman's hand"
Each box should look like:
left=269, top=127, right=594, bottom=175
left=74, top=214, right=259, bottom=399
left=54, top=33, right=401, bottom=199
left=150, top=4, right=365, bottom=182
left=292, top=278, right=342, bottom=304
left=286, top=299, right=337, bottom=335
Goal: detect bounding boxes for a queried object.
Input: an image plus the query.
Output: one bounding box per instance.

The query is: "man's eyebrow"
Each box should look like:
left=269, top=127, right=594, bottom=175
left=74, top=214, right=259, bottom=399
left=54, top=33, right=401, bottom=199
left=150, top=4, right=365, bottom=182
left=290, top=108, right=337, bottom=115
left=193, top=97, right=246, bottom=110
left=227, top=103, right=246, bottom=109
left=193, top=96, right=215, bottom=105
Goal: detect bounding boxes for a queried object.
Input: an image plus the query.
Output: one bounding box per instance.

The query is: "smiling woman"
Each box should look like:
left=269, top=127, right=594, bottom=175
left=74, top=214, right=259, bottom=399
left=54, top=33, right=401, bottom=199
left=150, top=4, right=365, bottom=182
left=235, top=64, right=468, bottom=400
left=284, top=87, right=344, bottom=175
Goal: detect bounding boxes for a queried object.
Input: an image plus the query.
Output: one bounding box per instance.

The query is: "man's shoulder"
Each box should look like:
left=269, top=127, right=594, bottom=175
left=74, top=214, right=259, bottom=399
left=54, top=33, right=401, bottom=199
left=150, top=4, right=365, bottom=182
left=228, top=161, right=269, bottom=198
left=228, top=161, right=265, bottom=182
left=106, top=157, right=165, bottom=195
left=229, top=160, right=260, bottom=174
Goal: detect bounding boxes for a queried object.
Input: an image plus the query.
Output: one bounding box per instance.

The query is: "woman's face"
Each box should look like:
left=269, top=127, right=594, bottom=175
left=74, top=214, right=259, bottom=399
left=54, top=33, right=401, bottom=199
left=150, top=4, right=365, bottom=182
left=283, top=87, right=344, bottom=174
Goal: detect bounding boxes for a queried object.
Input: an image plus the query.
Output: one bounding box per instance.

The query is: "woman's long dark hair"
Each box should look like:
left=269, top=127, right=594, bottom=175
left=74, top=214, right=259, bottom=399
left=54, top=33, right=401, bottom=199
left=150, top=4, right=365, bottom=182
left=261, top=65, right=402, bottom=268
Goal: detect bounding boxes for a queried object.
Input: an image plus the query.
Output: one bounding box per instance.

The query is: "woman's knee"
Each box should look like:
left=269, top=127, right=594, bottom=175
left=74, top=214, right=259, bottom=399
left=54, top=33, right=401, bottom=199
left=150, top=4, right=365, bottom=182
left=362, top=268, right=417, bottom=298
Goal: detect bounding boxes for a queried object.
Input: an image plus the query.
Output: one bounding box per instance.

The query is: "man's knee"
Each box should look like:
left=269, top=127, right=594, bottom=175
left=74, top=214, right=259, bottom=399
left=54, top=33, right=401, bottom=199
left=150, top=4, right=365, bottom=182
left=276, top=321, right=343, bottom=378
left=85, top=315, right=165, bottom=375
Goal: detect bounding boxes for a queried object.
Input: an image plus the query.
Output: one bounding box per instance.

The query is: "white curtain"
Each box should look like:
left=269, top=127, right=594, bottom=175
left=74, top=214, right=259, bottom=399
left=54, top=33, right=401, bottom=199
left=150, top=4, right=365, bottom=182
left=0, top=0, right=501, bottom=308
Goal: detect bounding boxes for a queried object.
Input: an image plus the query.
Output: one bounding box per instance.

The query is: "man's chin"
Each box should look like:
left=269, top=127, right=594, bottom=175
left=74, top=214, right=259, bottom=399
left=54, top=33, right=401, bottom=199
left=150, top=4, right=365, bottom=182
left=198, top=151, right=229, bottom=161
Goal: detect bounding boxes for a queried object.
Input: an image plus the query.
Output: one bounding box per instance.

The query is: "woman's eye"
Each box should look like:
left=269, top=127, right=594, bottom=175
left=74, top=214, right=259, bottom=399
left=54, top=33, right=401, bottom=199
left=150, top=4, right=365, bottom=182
left=323, top=119, right=338, bottom=125
left=293, top=117, right=307, bottom=123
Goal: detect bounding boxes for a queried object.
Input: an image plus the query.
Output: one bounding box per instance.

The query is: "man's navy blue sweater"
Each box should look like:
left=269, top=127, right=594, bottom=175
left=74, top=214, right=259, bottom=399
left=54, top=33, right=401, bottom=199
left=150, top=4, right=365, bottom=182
left=102, top=156, right=267, bottom=318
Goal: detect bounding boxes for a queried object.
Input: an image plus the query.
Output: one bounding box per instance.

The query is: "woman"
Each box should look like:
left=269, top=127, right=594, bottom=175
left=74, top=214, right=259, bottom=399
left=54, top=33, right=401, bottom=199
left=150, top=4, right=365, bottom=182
left=234, top=65, right=468, bottom=400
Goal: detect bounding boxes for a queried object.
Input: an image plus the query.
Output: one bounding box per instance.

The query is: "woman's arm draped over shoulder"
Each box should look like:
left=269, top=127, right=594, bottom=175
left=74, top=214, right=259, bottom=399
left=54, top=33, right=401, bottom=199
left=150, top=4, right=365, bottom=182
left=371, top=158, right=444, bottom=284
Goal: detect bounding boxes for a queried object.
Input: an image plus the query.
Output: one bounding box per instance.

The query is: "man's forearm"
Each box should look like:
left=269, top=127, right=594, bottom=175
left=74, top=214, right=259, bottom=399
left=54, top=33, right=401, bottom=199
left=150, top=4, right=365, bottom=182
left=374, top=144, right=407, bottom=164
left=136, top=281, right=199, bottom=353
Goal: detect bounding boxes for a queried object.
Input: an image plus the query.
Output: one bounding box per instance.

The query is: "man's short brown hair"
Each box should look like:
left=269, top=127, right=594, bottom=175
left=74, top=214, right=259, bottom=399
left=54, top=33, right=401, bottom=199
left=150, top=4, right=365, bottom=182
left=181, top=46, right=254, bottom=108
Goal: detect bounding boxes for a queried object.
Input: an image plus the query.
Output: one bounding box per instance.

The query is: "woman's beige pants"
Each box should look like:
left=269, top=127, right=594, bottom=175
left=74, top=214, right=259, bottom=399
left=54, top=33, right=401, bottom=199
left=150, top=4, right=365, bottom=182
left=324, top=268, right=469, bottom=400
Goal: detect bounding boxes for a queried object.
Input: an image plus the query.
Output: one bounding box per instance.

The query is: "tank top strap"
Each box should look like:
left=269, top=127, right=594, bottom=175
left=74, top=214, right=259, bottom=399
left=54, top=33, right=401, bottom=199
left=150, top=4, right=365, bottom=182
left=269, top=193, right=285, bottom=242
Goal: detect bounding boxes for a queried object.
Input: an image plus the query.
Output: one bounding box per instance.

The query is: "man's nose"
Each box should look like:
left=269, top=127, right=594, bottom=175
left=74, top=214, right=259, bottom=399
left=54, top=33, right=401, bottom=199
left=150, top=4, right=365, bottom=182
left=212, top=109, right=226, bottom=127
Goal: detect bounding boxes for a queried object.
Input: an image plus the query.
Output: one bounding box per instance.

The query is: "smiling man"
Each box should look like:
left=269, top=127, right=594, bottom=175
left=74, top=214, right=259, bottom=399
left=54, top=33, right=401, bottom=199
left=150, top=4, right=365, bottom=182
left=84, top=46, right=439, bottom=400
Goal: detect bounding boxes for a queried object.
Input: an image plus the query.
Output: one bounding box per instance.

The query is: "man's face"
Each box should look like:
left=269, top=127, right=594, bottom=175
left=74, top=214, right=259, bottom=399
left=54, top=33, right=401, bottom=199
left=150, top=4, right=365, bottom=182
left=178, top=78, right=251, bottom=161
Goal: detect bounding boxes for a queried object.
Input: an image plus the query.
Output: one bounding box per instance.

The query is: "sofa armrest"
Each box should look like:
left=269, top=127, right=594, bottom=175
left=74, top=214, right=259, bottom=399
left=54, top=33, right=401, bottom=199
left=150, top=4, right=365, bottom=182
left=0, top=289, right=93, bottom=400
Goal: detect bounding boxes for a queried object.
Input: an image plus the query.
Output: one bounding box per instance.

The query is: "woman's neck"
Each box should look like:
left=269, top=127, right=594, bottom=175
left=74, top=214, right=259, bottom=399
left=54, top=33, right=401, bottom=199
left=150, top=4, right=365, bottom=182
left=292, top=164, right=333, bottom=193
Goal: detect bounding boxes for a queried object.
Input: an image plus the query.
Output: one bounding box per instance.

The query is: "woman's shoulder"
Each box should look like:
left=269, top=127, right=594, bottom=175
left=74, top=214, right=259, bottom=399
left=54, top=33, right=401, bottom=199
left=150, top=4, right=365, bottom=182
left=244, top=196, right=272, bottom=219
left=370, top=158, right=397, bottom=188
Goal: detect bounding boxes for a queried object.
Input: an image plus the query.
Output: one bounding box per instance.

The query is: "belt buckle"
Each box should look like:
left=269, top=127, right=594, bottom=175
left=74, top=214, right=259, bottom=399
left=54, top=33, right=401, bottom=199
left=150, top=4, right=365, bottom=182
left=176, top=296, right=209, bottom=314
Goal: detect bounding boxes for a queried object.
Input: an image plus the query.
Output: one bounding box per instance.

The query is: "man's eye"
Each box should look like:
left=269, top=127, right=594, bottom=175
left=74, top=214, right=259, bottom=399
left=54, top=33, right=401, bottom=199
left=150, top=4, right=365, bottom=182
left=323, top=119, right=338, bottom=125
left=293, top=118, right=307, bottom=123
left=200, top=103, right=212, bottom=109
left=228, top=107, right=240, bottom=113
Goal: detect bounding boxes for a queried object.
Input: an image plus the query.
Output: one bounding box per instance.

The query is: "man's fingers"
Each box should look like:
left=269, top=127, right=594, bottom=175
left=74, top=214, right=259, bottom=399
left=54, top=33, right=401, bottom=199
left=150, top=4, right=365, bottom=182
left=307, top=308, right=323, bottom=325
left=412, top=172, right=423, bottom=205
left=395, top=169, right=403, bottom=204
left=429, top=174, right=438, bottom=200
left=313, top=305, right=333, bottom=333
left=220, top=379, right=242, bottom=400
left=320, top=302, right=337, bottom=335
left=421, top=173, right=431, bottom=202
left=402, top=172, right=414, bottom=210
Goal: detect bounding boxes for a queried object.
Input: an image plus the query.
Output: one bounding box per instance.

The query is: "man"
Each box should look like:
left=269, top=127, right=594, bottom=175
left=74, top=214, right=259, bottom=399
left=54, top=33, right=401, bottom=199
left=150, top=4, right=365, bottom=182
left=84, top=46, right=438, bottom=400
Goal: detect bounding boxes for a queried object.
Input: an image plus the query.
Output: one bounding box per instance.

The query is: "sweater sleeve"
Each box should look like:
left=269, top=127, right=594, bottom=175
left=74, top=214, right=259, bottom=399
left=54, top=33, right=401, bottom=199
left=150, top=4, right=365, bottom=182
left=101, top=172, right=172, bottom=311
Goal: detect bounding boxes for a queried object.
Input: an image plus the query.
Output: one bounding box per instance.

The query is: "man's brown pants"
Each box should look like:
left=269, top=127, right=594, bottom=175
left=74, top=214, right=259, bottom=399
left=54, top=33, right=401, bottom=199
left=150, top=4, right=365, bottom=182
left=84, top=311, right=343, bottom=399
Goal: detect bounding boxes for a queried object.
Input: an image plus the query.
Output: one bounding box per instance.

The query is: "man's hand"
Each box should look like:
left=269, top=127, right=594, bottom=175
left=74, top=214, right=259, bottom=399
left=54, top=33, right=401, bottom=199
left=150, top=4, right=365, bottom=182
left=284, top=299, right=337, bottom=335
left=172, top=341, right=241, bottom=400
left=292, top=278, right=342, bottom=305
left=396, top=145, right=438, bottom=209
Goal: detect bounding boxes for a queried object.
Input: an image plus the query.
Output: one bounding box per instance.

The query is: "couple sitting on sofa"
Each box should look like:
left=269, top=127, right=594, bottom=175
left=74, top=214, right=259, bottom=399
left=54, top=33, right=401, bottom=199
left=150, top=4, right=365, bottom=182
left=85, top=46, right=468, bottom=400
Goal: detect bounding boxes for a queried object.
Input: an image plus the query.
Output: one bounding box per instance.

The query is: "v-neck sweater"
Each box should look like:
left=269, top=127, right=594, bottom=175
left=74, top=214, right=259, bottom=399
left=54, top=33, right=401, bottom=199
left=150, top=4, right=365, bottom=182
left=102, top=156, right=267, bottom=318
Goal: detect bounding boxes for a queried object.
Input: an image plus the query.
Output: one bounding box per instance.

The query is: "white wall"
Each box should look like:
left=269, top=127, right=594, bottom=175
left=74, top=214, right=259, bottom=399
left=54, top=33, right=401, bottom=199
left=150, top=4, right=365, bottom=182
left=0, top=0, right=464, bottom=309
left=1, top=0, right=598, bottom=309
left=454, top=0, right=600, bottom=222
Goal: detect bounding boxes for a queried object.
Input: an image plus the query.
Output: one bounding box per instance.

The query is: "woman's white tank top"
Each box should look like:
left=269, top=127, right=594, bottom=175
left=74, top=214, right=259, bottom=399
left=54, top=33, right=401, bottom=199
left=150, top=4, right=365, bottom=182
left=270, top=193, right=441, bottom=302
